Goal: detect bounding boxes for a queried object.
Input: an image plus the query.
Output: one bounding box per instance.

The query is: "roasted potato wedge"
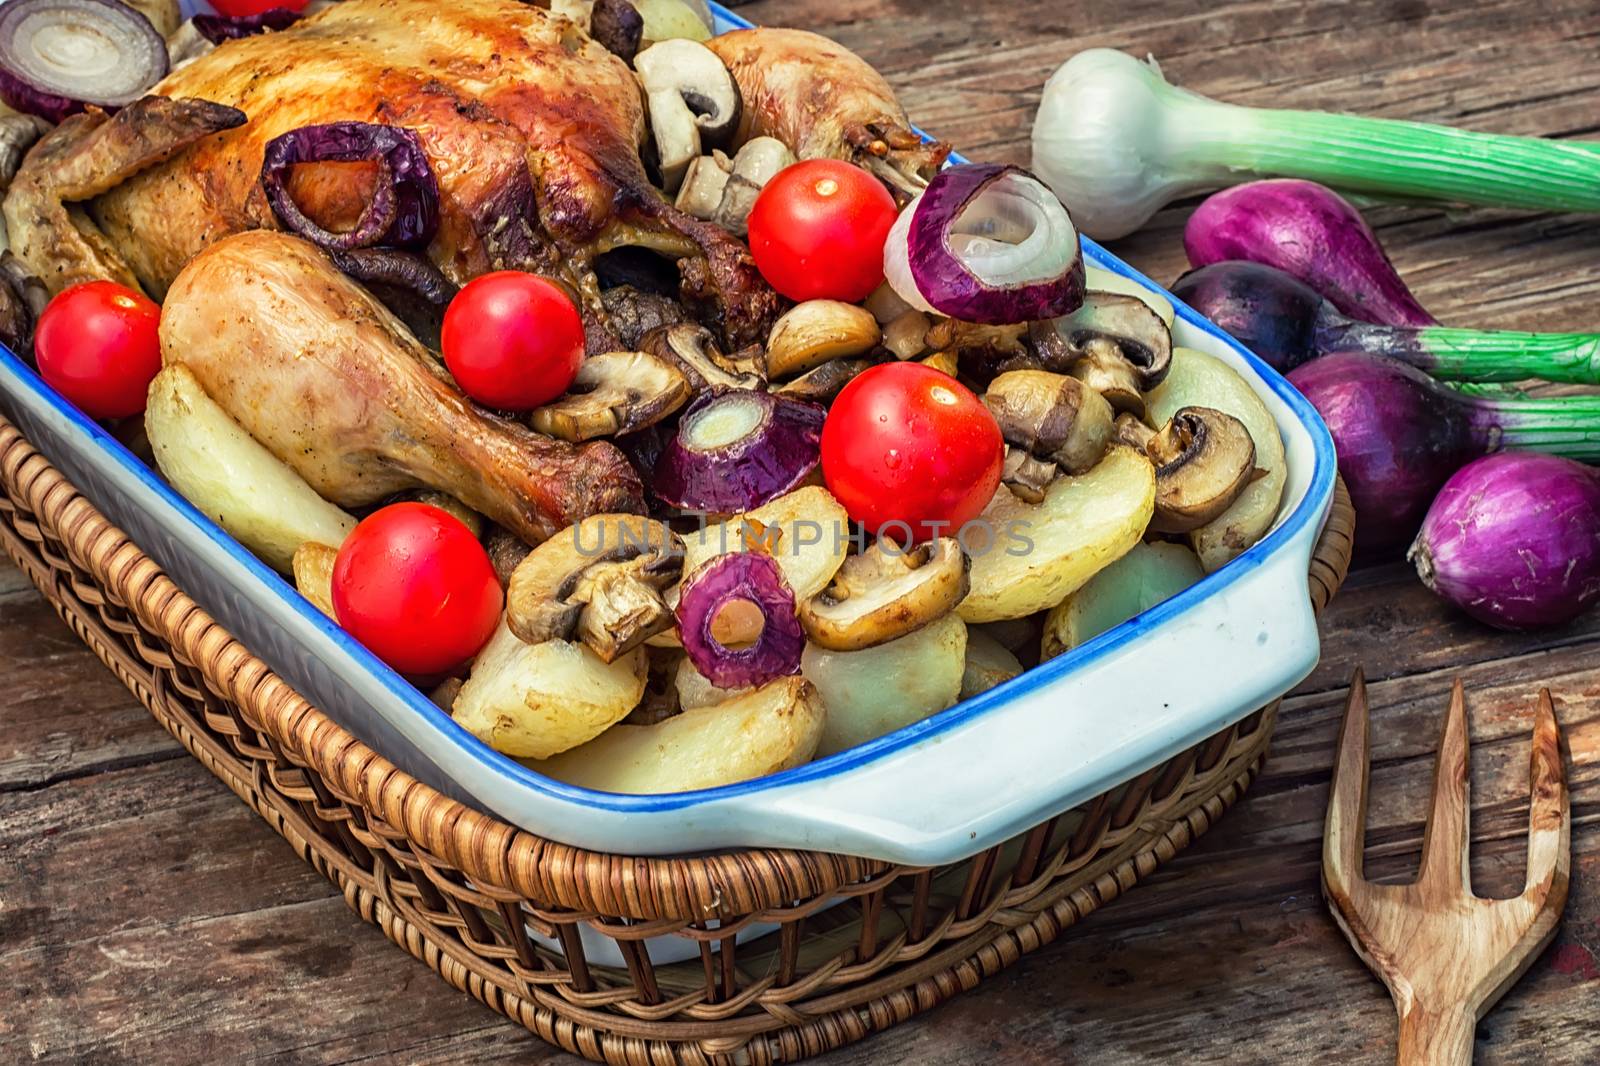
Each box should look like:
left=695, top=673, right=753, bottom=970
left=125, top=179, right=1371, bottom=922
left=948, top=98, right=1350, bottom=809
left=958, top=445, right=1155, bottom=623
left=674, top=655, right=751, bottom=710
left=1086, top=265, right=1175, bottom=328
left=960, top=627, right=1024, bottom=699
left=453, top=621, right=648, bottom=759
left=1145, top=348, right=1287, bottom=571
left=146, top=364, right=356, bottom=572
left=292, top=541, right=339, bottom=618
left=804, top=612, right=967, bottom=756
left=678, top=485, right=850, bottom=600
left=533, top=677, right=825, bottom=793
left=1041, top=541, right=1204, bottom=659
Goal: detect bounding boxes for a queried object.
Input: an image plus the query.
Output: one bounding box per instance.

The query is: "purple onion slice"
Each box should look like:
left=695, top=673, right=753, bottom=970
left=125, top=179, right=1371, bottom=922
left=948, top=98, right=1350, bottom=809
left=676, top=551, right=804, bottom=689
left=0, top=0, right=168, bottom=123
left=884, top=163, right=1085, bottom=326
left=653, top=391, right=824, bottom=513
left=192, top=7, right=302, bottom=44
left=260, top=121, right=439, bottom=251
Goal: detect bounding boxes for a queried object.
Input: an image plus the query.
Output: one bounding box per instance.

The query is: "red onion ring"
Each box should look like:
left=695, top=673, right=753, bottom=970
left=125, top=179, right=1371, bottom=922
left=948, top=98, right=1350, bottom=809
left=193, top=8, right=302, bottom=44
left=0, top=0, right=168, bottom=123
left=653, top=391, right=824, bottom=513
left=676, top=552, right=804, bottom=689
left=884, top=163, right=1085, bottom=325
left=260, top=122, right=440, bottom=251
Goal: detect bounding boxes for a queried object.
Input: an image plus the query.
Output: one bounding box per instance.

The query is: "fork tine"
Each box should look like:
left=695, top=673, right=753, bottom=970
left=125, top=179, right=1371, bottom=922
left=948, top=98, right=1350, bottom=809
left=1324, top=668, right=1371, bottom=885
left=1523, top=689, right=1570, bottom=904
left=1417, top=679, right=1472, bottom=896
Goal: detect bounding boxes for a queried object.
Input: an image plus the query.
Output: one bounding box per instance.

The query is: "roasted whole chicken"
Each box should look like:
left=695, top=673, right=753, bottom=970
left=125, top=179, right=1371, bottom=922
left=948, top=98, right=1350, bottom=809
left=1, top=0, right=950, bottom=544
left=8, top=0, right=788, bottom=344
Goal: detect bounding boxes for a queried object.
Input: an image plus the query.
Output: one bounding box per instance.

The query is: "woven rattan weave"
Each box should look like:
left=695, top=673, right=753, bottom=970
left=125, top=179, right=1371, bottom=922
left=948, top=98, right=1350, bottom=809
left=0, top=414, right=1354, bottom=1064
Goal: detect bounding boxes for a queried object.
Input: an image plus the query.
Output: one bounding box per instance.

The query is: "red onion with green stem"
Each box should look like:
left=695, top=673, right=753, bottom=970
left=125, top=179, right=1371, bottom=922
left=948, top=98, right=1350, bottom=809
left=1032, top=49, right=1600, bottom=240
left=1410, top=453, right=1600, bottom=629
left=1285, top=351, right=1600, bottom=552
left=1175, top=261, right=1600, bottom=385
left=1184, top=180, right=1437, bottom=328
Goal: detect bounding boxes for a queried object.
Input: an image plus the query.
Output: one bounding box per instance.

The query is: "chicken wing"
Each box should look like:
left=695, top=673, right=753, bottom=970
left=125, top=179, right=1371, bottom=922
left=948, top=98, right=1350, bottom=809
left=707, top=28, right=949, bottom=199
left=159, top=231, right=644, bottom=543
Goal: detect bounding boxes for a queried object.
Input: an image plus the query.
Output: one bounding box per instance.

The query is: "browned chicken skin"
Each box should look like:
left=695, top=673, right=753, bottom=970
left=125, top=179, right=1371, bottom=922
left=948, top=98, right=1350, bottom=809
left=8, top=0, right=778, bottom=346
left=160, top=231, right=643, bottom=542
left=707, top=28, right=949, bottom=199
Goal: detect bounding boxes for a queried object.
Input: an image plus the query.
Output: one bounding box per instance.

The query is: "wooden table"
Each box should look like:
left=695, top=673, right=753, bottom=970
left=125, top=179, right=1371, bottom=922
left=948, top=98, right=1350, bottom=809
left=4, top=0, right=1599, bottom=1062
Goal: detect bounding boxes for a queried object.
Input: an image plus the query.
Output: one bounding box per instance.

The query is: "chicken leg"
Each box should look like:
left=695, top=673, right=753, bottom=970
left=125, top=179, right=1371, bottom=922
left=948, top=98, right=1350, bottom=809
left=159, top=231, right=643, bottom=543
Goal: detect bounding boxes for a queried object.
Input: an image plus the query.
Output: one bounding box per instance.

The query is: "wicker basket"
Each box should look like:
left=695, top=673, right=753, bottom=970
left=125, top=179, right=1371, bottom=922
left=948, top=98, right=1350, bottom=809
left=0, top=412, right=1353, bottom=1064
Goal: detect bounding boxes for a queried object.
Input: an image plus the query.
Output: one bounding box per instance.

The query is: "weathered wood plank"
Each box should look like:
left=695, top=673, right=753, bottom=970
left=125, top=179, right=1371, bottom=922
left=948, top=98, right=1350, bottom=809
left=3, top=0, right=1600, bottom=1063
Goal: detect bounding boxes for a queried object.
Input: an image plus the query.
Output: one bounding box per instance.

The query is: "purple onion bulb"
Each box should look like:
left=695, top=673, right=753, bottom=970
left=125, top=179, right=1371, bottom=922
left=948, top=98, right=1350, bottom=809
left=1410, top=453, right=1600, bottom=629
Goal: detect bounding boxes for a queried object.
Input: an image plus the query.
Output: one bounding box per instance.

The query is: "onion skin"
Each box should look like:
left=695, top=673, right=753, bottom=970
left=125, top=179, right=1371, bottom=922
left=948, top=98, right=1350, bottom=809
left=1287, top=352, right=1488, bottom=553
left=1410, top=453, right=1600, bottom=629
left=1184, top=180, right=1437, bottom=328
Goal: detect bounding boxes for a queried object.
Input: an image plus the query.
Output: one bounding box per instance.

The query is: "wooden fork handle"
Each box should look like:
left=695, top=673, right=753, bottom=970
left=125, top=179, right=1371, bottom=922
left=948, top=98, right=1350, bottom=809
left=1397, top=1002, right=1475, bottom=1066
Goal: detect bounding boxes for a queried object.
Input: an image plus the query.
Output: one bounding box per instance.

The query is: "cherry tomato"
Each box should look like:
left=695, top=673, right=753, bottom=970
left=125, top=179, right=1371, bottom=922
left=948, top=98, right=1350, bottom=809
left=34, top=281, right=162, bottom=421
left=209, top=0, right=309, bottom=17
left=747, top=159, right=898, bottom=303
left=441, top=271, right=584, bottom=410
left=332, top=503, right=502, bottom=677
left=821, top=363, right=1003, bottom=543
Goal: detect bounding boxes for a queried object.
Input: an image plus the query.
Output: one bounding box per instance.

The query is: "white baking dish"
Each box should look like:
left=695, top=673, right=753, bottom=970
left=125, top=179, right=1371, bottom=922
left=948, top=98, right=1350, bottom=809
left=0, top=2, right=1336, bottom=866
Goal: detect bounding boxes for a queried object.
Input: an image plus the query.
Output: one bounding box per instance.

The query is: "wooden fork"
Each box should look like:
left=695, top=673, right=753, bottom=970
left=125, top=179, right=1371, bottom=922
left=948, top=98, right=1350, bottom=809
left=1322, top=670, right=1570, bottom=1066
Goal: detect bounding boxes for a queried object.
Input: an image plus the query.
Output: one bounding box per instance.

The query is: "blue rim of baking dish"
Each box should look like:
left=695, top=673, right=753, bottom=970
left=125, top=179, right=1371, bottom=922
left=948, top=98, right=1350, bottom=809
left=0, top=2, right=1337, bottom=816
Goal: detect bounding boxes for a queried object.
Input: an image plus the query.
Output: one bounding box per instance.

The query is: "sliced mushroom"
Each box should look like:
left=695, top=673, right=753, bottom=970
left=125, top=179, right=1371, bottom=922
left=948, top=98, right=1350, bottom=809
left=530, top=350, right=690, bottom=442
left=1000, top=447, right=1057, bottom=504
left=1054, top=292, right=1172, bottom=389
left=774, top=356, right=878, bottom=403
left=506, top=513, right=685, bottom=662
left=1112, top=412, right=1156, bottom=453
left=1146, top=406, right=1257, bottom=534
left=1027, top=293, right=1171, bottom=416
left=983, top=369, right=1113, bottom=476
left=764, top=300, right=881, bottom=379
left=798, top=537, right=971, bottom=652
left=675, top=154, right=731, bottom=218
left=674, top=137, right=795, bottom=236
left=920, top=349, right=959, bottom=376
left=881, top=309, right=930, bottom=360
left=635, top=38, right=742, bottom=190
left=640, top=322, right=763, bottom=393
left=730, top=137, right=795, bottom=185
left=1070, top=343, right=1146, bottom=416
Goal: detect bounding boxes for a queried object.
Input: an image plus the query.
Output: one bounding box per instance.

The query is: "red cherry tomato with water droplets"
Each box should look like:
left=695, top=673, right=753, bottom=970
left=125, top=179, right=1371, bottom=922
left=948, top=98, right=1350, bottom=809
left=820, top=363, right=1004, bottom=543
left=441, top=271, right=584, bottom=410
left=209, top=0, right=309, bottom=17
left=747, top=159, right=898, bottom=303
left=34, top=281, right=162, bottom=421
left=332, top=503, right=502, bottom=677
